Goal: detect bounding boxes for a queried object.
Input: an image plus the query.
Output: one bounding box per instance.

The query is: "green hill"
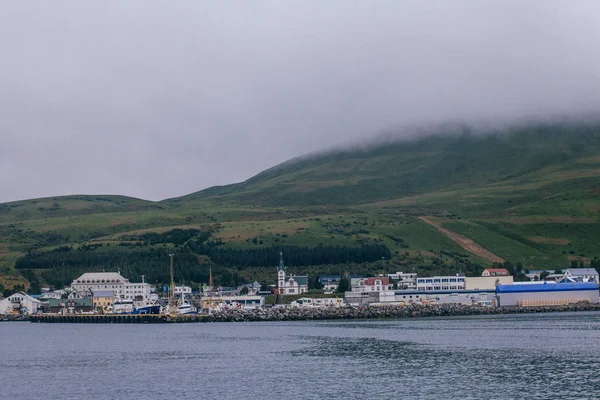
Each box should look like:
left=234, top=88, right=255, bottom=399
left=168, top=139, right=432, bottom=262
left=1, top=121, right=600, bottom=293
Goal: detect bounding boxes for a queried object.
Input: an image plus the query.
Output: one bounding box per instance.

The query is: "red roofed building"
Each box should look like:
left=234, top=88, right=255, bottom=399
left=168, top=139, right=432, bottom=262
left=351, top=277, right=393, bottom=292
left=482, top=268, right=510, bottom=277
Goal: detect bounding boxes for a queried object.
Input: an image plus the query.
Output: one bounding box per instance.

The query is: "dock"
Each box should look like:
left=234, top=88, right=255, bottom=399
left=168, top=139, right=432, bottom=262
left=29, top=314, right=210, bottom=324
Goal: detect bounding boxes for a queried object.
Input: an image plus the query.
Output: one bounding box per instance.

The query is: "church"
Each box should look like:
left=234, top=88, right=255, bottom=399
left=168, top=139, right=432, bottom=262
left=275, top=252, right=308, bottom=295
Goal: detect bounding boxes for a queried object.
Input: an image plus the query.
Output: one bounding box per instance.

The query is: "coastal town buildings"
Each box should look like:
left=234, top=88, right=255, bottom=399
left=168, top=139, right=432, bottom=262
left=70, top=272, right=152, bottom=301
left=275, top=253, right=308, bottom=295
left=387, top=272, right=417, bottom=290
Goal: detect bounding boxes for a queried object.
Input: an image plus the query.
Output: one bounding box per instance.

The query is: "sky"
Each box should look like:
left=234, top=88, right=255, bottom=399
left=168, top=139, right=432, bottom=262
left=1, top=1, right=600, bottom=203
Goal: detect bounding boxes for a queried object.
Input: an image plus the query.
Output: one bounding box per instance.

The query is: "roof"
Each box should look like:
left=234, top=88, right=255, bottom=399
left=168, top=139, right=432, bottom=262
left=73, top=272, right=128, bottom=284
left=567, top=268, right=599, bottom=276
left=483, top=268, right=510, bottom=274
left=93, top=291, right=115, bottom=298
left=363, top=277, right=390, bottom=286
left=496, top=282, right=599, bottom=294
left=287, top=276, right=308, bottom=286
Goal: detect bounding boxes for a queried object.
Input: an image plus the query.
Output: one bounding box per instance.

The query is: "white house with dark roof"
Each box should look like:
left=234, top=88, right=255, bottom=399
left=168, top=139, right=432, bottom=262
left=563, top=268, right=599, bottom=284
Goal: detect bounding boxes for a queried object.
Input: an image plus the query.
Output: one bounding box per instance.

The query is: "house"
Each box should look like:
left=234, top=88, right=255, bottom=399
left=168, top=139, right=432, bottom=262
left=482, top=268, right=510, bottom=277
left=174, top=286, right=192, bottom=295
left=563, top=268, right=599, bottom=284
left=351, top=277, right=393, bottom=292
left=318, top=276, right=341, bottom=291
left=292, top=297, right=344, bottom=307
left=93, top=291, right=115, bottom=312
left=275, top=253, right=308, bottom=295
left=0, top=292, right=42, bottom=315
left=416, top=275, right=465, bottom=291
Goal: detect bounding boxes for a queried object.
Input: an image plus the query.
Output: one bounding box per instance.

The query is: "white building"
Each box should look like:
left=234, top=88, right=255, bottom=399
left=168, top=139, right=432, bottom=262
left=174, top=286, right=192, bottom=295
left=70, top=272, right=152, bottom=301
left=563, top=268, right=599, bottom=284
left=276, top=253, right=308, bottom=295
left=416, top=275, right=466, bottom=291
left=292, top=297, right=345, bottom=307
left=0, top=292, right=42, bottom=315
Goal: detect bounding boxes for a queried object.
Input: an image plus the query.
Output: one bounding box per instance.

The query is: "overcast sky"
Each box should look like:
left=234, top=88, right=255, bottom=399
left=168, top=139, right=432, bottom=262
left=1, top=1, right=600, bottom=203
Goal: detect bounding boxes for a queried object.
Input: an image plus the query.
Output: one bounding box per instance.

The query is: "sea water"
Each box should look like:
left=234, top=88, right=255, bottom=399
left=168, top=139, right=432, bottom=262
left=2, top=312, right=600, bottom=400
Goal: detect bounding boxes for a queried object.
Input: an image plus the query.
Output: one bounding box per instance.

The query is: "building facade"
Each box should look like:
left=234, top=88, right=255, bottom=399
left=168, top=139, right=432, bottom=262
left=563, top=268, right=599, bottom=284
left=416, top=275, right=465, bottom=291
left=464, top=276, right=513, bottom=290
left=496, top=282, right=600, bottom=307
left=318, top=276, right=341, bottom=291
left=482, top=268, right=510, bottom=277
left=276, top=253, right=308, bottom=295
left=93, top=291, right=115, bottom=312
left=0, top=292, right=41, bottom=315
left=70, top=272, right=152, bottom=301
left=351, top=277, right=393, bottom=292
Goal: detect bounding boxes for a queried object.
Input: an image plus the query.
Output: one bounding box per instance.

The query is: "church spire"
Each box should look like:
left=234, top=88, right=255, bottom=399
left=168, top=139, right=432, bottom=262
left=278, top=252, right=286, bottom=272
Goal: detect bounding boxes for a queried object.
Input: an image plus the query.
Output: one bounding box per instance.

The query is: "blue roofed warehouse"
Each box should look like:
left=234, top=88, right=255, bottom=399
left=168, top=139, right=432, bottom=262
left=496, top=282, right=600, bottom=307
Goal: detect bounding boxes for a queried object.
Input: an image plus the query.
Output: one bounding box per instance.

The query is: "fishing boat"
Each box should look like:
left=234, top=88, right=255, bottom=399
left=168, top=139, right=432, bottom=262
left=176, top=296, right=197, bottom=315
left=112, top=299, right=134, bottom=314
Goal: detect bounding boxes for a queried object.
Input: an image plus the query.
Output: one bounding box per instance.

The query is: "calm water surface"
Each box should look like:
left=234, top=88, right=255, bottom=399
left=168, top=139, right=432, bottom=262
left=3, top=312, right=600, bottom=400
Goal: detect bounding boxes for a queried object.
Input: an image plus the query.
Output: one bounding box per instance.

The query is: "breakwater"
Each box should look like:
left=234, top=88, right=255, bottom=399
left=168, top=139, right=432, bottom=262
left=25, top=302, right=600, bottom=323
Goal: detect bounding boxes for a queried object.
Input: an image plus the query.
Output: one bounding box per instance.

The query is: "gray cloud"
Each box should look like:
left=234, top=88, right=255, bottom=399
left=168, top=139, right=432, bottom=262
left=1, top=1, right=600, bottom=203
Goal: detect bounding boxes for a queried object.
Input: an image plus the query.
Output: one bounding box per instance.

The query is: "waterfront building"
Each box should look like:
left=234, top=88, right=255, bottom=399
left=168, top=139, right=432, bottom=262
left=203, top=295, right=264, bottom=310
left=0, top=292, right=41, bottom=315
left=394, top=290, right=494, bottom=306
left=70, top=272, right=152, bottom=301
left=93, top=291, right=115, bottom=312
left=482, top=268, right=510, bottom=277
left=416, top=275, right=465, bottom=291
left=464, top=276, right=513, bottom=290
left=562, top=268, right=599, bottom=284
left=496, top=282, right=600, bottom=307
left=47, top=298, right=93, bottom=314
left=351, top=277, right=393, bottom=292
left=318, top=276, right=341, bottom=291
left=275, top=253, right=308, bottom=295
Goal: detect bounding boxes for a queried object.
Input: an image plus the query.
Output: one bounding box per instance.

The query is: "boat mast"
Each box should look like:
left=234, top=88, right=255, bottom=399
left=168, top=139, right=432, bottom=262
left=169, top=253, right=175, bottom=311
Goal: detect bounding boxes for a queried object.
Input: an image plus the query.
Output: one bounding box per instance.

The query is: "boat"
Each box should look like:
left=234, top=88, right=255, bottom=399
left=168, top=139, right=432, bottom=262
left=132, top=304, right=162, bottom=315
left=112, top=299, right=134, bottom=314
left=176, top=296, right=197, bottom=315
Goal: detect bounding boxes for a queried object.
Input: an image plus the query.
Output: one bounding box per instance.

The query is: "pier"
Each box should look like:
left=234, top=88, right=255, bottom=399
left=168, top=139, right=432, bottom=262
left=29, top=314, right=211, bottom=324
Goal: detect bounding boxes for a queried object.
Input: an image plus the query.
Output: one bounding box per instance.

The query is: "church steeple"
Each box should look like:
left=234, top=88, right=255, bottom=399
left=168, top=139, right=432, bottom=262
left=278, top=252, right=286, bottom=272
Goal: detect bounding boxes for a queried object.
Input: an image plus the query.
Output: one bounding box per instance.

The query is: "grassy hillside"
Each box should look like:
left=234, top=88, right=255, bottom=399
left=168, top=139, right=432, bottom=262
left=1, top=122, right=599, bottom=293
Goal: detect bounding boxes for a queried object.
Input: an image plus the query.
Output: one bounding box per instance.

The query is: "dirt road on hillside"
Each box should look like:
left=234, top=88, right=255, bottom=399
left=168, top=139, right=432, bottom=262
left=418, top=216, right=505, bottom=264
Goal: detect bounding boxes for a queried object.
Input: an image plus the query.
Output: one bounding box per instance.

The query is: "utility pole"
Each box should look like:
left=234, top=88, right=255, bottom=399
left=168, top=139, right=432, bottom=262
left=169, top=254, right=175, bottom=312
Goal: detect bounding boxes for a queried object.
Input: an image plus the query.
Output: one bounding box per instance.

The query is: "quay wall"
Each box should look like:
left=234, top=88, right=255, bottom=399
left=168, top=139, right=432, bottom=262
left=22, top=302, right=600, bottom=323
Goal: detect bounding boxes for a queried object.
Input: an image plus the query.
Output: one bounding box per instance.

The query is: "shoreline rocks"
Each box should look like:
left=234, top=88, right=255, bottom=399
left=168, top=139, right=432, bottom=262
left=18, top=302, right=600, bottom=323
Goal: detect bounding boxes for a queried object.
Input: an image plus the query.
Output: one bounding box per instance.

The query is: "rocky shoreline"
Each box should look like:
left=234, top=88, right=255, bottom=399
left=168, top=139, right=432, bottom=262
left=202, top=302, right=600, bottom=323
left=11, top=302, right=600, bottom=323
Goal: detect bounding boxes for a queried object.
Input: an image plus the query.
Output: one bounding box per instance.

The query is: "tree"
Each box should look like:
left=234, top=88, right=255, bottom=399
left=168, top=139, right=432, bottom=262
left=591, top=257, right=600, bottom=270
left=240, top=286, right=249, bottom=295
left=337, top=276, right=350, bottom=293
left=309, top=276, right=324, bottom=290
left=539, top=271, right=550, bottom=280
